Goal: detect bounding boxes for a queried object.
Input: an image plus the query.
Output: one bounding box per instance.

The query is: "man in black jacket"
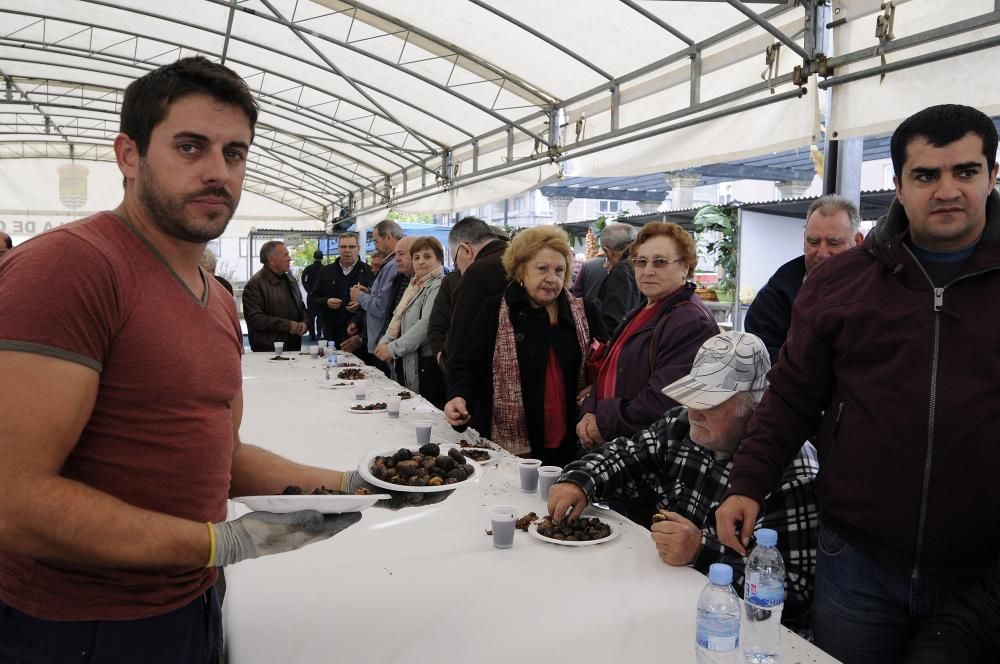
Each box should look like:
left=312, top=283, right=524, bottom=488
left=595, top=223, right=639, bottom=333
left=309, top=233, right=372, bottom=346
left=301, top=250, right=324, bottom=341
left=744, top=195, right=863, bottom=363
left=443, top=217, right=508, bottom=374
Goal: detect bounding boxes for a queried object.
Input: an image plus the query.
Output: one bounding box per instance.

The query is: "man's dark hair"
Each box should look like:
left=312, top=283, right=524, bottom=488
left=448, top=216, right=494, bottom=246
left=890, top=104, right=998, bottom=179
left=120, top=56, right=259, bottom=156
left=313, top=250, right=324, bottom=260
left=259, top=240, right=284, bottom=264
left=1, top=233, right=11, bottom=249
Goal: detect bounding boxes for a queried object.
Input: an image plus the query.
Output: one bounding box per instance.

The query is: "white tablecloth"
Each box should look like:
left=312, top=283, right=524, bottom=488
left=224, top=352, right=838, bottom=663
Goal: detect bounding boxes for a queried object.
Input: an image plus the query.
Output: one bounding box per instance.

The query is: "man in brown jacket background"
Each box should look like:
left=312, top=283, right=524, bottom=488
left=242, top=239, right=307, bottom=352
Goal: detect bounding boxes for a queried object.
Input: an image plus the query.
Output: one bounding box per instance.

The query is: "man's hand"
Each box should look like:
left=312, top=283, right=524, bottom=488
left=326, top=298, right=342, bottom=310
left=340, top=335, right=363, bottom=353
left=547, top=482, right=587, bottom=524
left=444, top=397, right=470, bottom=426
left=374, top=343, right=392, bottom=362
left=576, top=413, right=604, bottom=448
left=651, top=511, right=702, bottom=566
left=349, top=284, right=369, bottom=303
left=346, top=322, right=359, bottom=336
left=346, top=302, right=360, bottom=313
left=576, top=385, right=591, bottom=407
left=209, top=510, right=361, bottom=567
left=289, top=321, right=307, bottom=336
left=715, top=495, right=760, bottom=556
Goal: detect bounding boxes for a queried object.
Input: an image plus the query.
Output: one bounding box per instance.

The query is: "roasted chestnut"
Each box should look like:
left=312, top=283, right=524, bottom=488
left=447, top=447, right=466, bottom=465
left=396, top=460, right=420, bottom=478
left=436, top=455, right=457, bottom=472
left=418, top=442, right=440, bottom=457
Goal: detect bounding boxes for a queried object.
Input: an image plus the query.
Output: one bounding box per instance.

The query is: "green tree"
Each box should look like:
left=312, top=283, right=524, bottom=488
left=387, top=209, right=433, bottom=224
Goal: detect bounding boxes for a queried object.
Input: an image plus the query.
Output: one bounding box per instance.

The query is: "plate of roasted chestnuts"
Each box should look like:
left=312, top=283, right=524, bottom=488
left=234, top=485, right=390, bottom=514
left=528, top=515, right=619, bottom=547
left=359, top=443, right=484, bottom=493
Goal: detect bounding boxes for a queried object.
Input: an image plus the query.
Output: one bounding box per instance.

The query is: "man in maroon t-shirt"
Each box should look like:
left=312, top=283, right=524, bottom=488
left=0, top=57, right=371, bottom=663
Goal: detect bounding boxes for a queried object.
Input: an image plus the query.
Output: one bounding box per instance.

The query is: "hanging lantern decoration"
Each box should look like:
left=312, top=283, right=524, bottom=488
left=57, top=163, right=89, bottom=211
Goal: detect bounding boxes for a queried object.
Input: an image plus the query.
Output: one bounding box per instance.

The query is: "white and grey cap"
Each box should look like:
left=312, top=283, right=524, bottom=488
left=660, top=331, right=770, bottom=409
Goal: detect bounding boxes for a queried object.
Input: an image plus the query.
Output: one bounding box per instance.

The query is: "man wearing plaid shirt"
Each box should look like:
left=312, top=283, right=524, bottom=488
left=548, top=331, right=818, bottom=629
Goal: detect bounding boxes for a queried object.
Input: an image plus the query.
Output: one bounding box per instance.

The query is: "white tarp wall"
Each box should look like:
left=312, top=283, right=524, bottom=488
left=0, top=159, right=320, bottom=283
left=828, top=0, right=1000, bottom=140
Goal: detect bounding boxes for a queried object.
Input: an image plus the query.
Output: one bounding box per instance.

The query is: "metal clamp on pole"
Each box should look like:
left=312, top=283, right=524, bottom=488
left=875, top=1, right=896, bottom=82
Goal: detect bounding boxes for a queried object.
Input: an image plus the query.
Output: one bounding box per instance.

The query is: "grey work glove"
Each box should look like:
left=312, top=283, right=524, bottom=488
left=209, top=510, right=362, bottom=567
left=342, top=470, right=455, bottom=510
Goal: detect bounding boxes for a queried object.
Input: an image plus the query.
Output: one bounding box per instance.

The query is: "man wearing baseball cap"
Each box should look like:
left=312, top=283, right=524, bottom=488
left=548, top=331, right=819, bottom=629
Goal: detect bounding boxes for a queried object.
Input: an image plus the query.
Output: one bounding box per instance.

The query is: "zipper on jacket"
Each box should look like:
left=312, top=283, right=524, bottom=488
left=902, top=245, right=939, bottom=582
left=898, top=249, right=1000, bottom=579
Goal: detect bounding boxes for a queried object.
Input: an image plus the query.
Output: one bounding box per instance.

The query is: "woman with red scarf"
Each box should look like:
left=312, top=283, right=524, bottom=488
left=577, top=223, right=718, bottom=447
left=444, top=226, right=606, bottom=466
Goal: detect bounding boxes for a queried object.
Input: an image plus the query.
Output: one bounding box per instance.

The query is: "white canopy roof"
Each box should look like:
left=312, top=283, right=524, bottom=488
left=1, top=1, right=995, bottom=221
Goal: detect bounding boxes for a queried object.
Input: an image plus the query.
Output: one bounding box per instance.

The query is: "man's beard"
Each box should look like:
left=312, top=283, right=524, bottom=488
left=137, top=160, right=235, bottom=243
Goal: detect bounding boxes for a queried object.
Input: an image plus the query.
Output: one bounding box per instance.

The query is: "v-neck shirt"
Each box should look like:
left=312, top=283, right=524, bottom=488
left=0, top=211, right=243, bottom=621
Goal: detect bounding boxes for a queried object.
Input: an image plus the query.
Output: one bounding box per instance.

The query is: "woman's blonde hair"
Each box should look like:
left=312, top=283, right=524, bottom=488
left=502, top=225, right=574, bottom=288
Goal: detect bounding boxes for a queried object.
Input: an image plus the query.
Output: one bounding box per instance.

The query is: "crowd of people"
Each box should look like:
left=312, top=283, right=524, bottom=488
left=0, top=54, right=998, bottom=664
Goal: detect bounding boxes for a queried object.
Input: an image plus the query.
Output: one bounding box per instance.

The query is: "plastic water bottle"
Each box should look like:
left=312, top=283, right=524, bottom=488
left=696, top=563, right=741, bottom=664
left=742, top=528, right=785, bottom=664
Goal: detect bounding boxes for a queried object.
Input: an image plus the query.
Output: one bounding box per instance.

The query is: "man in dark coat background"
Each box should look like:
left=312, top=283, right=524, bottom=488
left=309, top=233, right=372, bottom=347
left=744, top=194, right=863, bottom=363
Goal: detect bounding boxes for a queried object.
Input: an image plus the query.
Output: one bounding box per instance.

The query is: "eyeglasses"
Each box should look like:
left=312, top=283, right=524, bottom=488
left=631, top=257, right=685, bottom=270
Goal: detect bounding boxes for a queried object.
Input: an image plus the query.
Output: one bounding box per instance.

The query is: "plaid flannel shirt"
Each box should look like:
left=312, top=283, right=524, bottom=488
left=561, top=406, right=818, bottom=625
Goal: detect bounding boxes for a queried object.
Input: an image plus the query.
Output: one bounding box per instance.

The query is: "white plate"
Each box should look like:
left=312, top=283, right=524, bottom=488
left=318, top=380, right=355, bottom=389
left=358, top=447, right=484, bottom=493
left=267, top=356, right=297, bottom=363
left=528, top=519, right=619, bottom=547
left=454, top=446, right=500, bottom=465
left=233, top=493, right=390, bottom=514
left=346, top=402, right=388, bottom=414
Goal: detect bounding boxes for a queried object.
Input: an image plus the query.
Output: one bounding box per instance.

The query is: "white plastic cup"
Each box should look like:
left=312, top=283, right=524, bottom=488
left=308, top=345, right=319, bottom=359
left=317, top=340, right=328, bottom=349
left=537, top=466, right=563, bottom=500
left=414, top=420, right=432, bottom=446
left=273, top=341, right=284, bottom=357
left=387, top=396, right=401, bottom=418
left=353, top=379, right=367, bottom=401
left=518, top=459, right=542, bottom=493
left=489, top=505, right=517, bottom=549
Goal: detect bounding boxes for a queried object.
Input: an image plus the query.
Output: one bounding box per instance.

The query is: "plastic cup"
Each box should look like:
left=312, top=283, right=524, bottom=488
left=387, top=396, right=401, bottom=418
left=317, top=340, right=328, bottom=350
left=414, top=420, right=432, bottom=446
left=518, top=459, right=542, bottom=493
left=308, top=345, right=319, bottom=359
left=537, top=466, right=562, bottom=500
left=489, top=505, right=517, bottom=549
left=353, top=379, right=367, bottom=401
left=273, top=341, right=284, bottom=357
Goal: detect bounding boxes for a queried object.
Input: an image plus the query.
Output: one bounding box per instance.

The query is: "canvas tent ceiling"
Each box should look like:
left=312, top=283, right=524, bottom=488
left=1, top=1, right=997, bottom=223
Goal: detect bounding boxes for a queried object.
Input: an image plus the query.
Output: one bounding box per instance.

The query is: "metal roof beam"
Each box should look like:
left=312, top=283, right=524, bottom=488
left=724, top=0, right=809, bottom=60
left=539, top=185, right=665, bottom=202
left=335, top=0, right=557, bottom=106
left=256, top=0, right=440, bottom=154
left=467, top=1, right=613, bottom=82
left=14, top=5, right=450, bottom=153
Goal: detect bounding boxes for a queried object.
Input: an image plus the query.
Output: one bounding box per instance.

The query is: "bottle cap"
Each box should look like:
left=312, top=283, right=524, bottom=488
left=708, top=563, right=733, bottom=585
left=755, top=528, right=777, bottom=547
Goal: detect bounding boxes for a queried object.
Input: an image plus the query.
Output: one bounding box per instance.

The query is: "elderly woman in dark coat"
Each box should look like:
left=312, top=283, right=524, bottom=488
left=577, top=222, right=718, bottom=447
left=444, top=226, right=606, bottom=466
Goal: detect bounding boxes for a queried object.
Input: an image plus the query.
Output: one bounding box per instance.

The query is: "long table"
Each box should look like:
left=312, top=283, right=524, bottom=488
left=224, top=352, right=839, bottom=663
